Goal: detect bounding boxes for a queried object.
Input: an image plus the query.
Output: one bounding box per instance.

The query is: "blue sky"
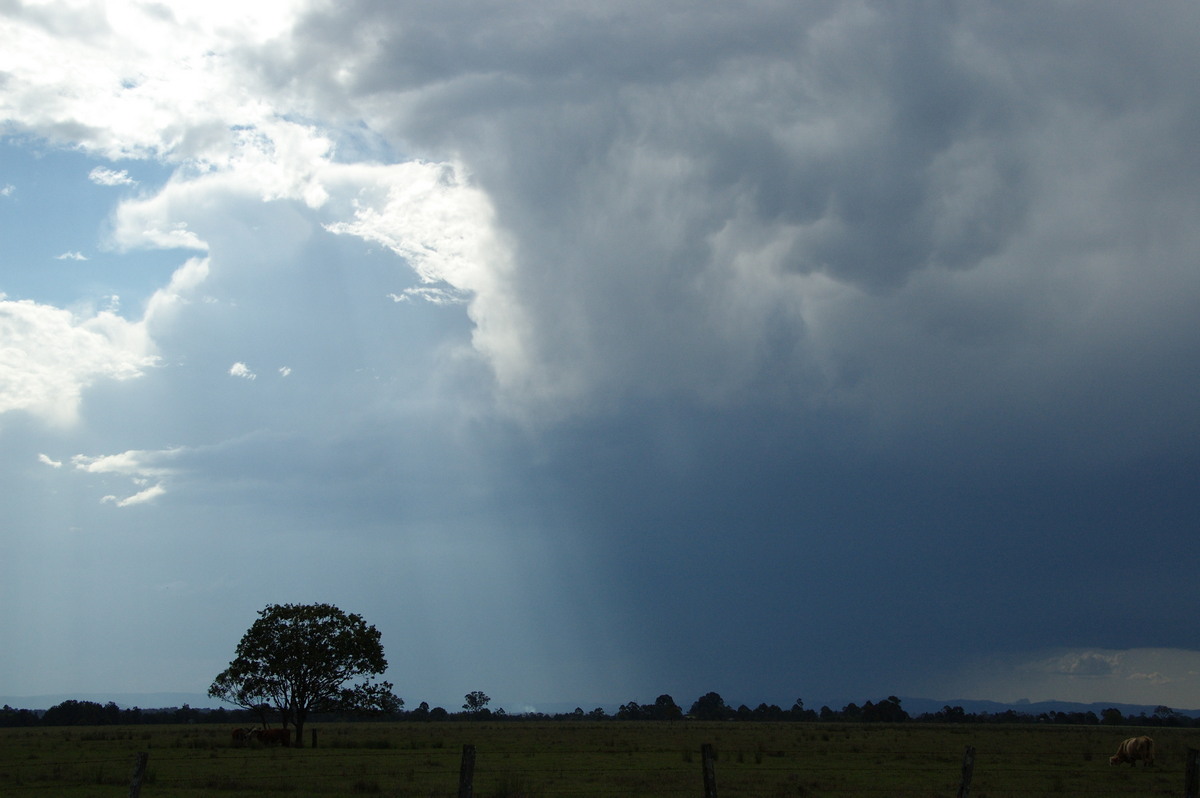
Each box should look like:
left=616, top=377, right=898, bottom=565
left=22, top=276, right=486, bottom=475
left=3, top=0, right=1200, bottom=714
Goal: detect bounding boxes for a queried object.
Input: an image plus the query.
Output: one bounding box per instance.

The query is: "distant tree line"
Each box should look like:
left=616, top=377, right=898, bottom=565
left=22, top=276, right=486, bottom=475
left=917, top=703, right=1198, bottom=727
left=6, top=694, right=1197, bottom=728
left=0, top=700, right=216, bottom=727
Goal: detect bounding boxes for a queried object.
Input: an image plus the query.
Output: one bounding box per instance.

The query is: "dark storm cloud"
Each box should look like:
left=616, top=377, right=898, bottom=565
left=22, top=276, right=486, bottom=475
left=261, top=1, right=1200, bottom=427
left=466, top=5, right=1181, bottom=452
left=499, top=396, right=1200, bottom=702
left=226, top=0, right=1200, bottom=703
left=285, top=1, right=1033, bottom=284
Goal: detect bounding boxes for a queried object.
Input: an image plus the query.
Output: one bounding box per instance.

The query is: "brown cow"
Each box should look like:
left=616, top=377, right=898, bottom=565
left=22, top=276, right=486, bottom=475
left=252, top=727, right=292, bottom=747
left=231, top=727, right=253, bottom=746
left=1109, top=736, right=1155, bottom=767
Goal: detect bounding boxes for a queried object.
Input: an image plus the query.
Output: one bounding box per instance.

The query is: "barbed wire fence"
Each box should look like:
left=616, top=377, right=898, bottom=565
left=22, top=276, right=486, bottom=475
left=5, top=738, right=1199, bottom=796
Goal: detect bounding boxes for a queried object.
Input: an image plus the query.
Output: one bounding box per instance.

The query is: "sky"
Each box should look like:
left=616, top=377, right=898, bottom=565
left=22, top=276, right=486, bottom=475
left=2, top=0, right=1200, bottom=714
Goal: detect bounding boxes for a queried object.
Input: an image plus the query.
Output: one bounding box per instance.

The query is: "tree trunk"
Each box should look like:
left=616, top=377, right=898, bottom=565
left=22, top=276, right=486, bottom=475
left=293, top=708, right=307, bottom=748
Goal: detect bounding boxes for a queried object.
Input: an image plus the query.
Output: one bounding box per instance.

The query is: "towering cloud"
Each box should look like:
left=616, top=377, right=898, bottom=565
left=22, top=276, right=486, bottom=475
left=2, top=1, right=1199, bottom=709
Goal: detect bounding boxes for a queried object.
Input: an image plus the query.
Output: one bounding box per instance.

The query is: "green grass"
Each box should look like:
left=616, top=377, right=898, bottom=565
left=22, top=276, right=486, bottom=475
left=0, top=722, right=1188, bottom=797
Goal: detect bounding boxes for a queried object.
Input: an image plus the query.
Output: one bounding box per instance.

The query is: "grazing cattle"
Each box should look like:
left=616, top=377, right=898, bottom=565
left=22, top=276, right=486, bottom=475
left=252, top=727, right=292, bottom=747
left=1109, top=736, right=1155, bottom=767
left=231, top=727, right=253, bottom=746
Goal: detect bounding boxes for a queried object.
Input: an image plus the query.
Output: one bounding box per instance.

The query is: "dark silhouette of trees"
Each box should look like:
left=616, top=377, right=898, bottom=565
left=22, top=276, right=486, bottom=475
left=653, top=694, right=683, bottom=720
left=861, top=696, right=909, bottom=723
left=463, top=691, right=491, bottom=716
left=40, top=700, right=120, bottom=726
left=929, top=705, right=968, bottom=723
left=208, top=603, right=400, bottom=746
left=1153, top=705, right=1185, bottom=726
left=616, top=701, right=643, bottom=720
left=791, top=698, right=818, bottom=721
left=752, top=702, right=786, bottom=721
left=689, top=692, right=733, bottom=720
left=616, top=695, right=683, bottom=721
left=0, top=705, right=38, bottom=726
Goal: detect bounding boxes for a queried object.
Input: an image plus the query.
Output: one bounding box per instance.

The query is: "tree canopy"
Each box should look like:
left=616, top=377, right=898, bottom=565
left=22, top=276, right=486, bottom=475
left=463, top=690, right=491, bottom=715
left=689, top=691, right=733, bottom=721
left=208, top=603, right=400, bottom=746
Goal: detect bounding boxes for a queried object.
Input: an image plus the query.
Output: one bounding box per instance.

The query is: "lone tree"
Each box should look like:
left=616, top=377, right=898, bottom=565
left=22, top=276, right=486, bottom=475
left=209, top=603, right=400, bottom=746
left=463, top=690, right=491, bottom=716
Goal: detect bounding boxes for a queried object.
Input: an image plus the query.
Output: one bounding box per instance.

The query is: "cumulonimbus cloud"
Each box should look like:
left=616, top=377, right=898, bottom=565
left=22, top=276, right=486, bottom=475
left=165, top=0, right=1182, bottom=448
left=2, top=1, right=1197, bottom=454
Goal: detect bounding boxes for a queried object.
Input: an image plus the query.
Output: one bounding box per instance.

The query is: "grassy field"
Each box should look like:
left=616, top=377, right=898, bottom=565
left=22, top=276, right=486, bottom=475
left=0, top=721, right=1192, bottom=797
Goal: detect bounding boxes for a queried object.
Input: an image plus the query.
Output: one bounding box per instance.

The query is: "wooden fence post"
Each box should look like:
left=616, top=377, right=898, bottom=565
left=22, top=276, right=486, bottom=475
left=701, top=743, right=718, bottom=798
left=128, top=751, right=149, bottom=798
left=1185, top=748, right=1199, bottom=798
left=956, top=745, right=975, bottom=798
left=458, top=743, right=476, bottom=798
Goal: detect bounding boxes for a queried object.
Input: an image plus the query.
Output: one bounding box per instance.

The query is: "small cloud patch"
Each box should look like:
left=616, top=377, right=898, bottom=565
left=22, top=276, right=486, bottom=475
left=38, top=453, right=63, bottom=468
left=89, top=166, right=138, bottom=187
left=388, top=286, right=469, bottom=305
left=56, top=251, right=88, bottom=261
left=101, top=482, right=166, bottom=507
left=229, top=362, right=256, bottom=380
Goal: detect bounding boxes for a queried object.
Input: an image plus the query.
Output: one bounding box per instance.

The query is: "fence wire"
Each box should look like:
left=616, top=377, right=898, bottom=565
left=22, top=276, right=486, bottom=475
left=0, top=728, right=1190, bottom=797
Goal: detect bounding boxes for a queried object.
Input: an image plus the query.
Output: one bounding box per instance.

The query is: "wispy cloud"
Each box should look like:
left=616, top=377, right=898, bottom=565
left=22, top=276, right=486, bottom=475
left=37, top=453, right=62, bottom=468
left=388, top=286, right=469, bottom=305
left=88, top=166, right=137, bottom=187
left=229, top=362, right=256, bottom=380
left=72, top=449, right=178, bottom=478
left=0, top=184, right=13, bottom=197
left=73, top=448, right=180, bottom=508
left=56, top=251, right=88, bottom=261
left=101, top=482, right=166, bottom=507
left=278, top=366, right=292, bottom=377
